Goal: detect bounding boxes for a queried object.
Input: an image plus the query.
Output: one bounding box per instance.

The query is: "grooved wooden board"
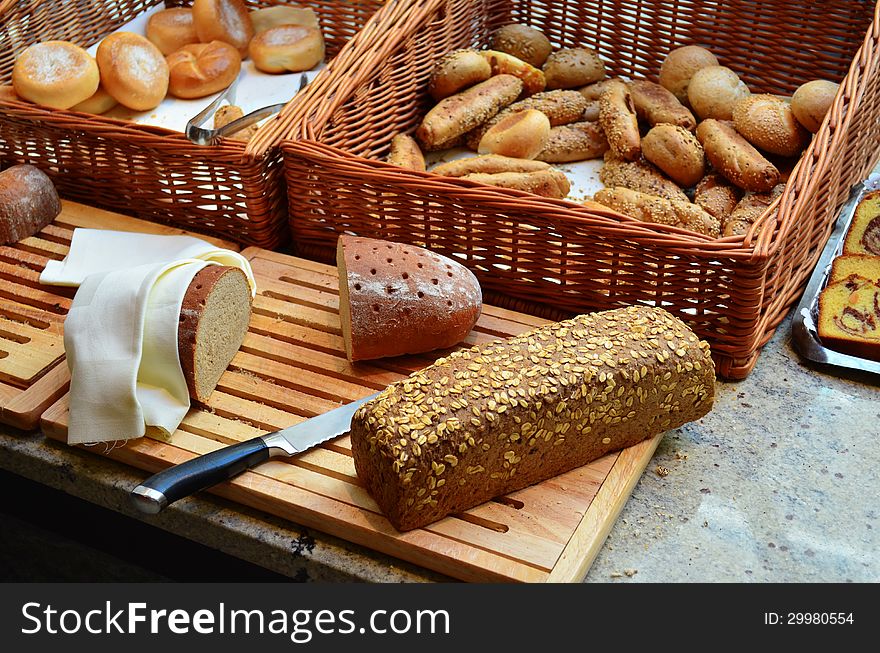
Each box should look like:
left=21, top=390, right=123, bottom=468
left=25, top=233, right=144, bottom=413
left=0, top=200, right=239, bottom=430
left=42, top=245, right=663, bottom=583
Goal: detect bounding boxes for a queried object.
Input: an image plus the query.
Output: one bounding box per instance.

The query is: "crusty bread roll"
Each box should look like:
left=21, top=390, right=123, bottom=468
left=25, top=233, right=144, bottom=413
left=536, top=121, right=608, bottom=162
left=641, top=124, right=705, bottom=188
left=462, top=169, right=570, bottom=199
left=731, top=94, right=809, bottom=157
left=628, top=79, right=696, bottom=131
left=594, top=186, right=720, bottom=237
left=213, top=104, right=257, bottom=142
left=0, top=165, right=61, bottom=245
left=477, top=109, right=551, bottom=159
left=687, top=65, right=750, bottom=120
left=249, top=25, right=325, bottom=74
left=167, top=41, right=241, bottom=99
left=431, top=155, right=550, bottom=177
left=416, top=74, right=523, bottom=151
left=192, top=0, right=254, bottom=57
left=599, top=153, right=689, bottom=202
left=490, top=23, right=553, bottom=68
left=351, top=305, right=715, bottom=531
left=11, top=41, right=99, bottom=110
left=146, top=8, right=199, bottom=56
left=791, top=79, right=839, bottom=133
left=543, top=47, right=606, bottom=90
left=658, top=45, right=719, bottom=104
left=479, top=50, right=546, bottom=96
left=336, top=235, right=481, bottom=362
left=723, top=184, right=784, bottom=237
left=69, top=83, right=118, bottom=114
left=96, top=32, right=169, bottom=111
left=386, top=134, right=426, bottom=171
left=428, top=49, right=492, bottom=101
left=693, top=173, right=741, bottom=226
left=598, top=79, right=641, bottom=161
left=250, top=6, right=320, bottom=33
left=696, top=119, right=780, bottom=192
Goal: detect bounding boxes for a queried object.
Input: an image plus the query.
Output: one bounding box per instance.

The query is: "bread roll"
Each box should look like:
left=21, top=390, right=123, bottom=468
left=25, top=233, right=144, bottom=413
left=791, top=79, right=839, bottom=133
left=167, top=41, right=241, bottom=99
left=146, top=8, right=199, bottom=56
left=594, top=186, right=720, bottom=237
left=386, top=134, right=426, bottom=171
left=628, top=79, right=696, bottom=131
left=723, top=185, right=784, bottom=237
left=543, top=47, right=606, bottom=90
left=490, top=23, right=553, bottom=68
left=599, top=154, right=689, bottom=202
left=536, top=121, right=609, bottom=162
left=213, top=104, right=257, bottom=142
left=336, top=235, right=481, bottom=362
left=96, top=32, right=169, bottom=111
left=479, top=50, right=546, bottom=96
left=250, top=6, right=319, bottom=33
left=732, top=94, right=809, bottom=157
left=477, top=109, right=551, bottom=159
left=641, top=124, right=705, bottom=188
left=693, top=173, right=741, bottom=226
left=69, top=83, right=118, bottom=114
left=192, top=0, right=254, bottom=57
left=461, top=169, right=570, bottom=199
left=11, top=41, right=99, bottom=110
left=428, top=49, right=492, bottom=101
left=598, top=79, right=641, bottom=161
left=687, top=65, right=750, bottom=121
left=416, top=74, right=523, bottom=151
left=249, top=25, right=324, bottom=73
left=696, top=119, right=779, bottom=192
left=0, top=165, right=62, bottom=245
left=658, top=45, right=719, bottom=104
left=431, top=155, right=551, bottom=177
left=350, top=305, right=715, bottom=531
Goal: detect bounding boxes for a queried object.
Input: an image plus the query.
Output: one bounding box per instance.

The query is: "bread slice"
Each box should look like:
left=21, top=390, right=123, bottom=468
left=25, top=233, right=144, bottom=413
left=337, top=235, right=482, bottom=361
left=178, top=265, right=253, bottom=403
left=817, top=273, right=880, bottom=360
left=843, top=190, right=880, bottom=255
left=829, top=254, right=880, bottom=284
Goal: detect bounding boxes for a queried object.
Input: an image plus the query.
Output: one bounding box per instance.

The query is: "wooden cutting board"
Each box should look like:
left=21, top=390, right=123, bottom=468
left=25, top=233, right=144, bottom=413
left=41, top=245, right=663, bottom=583
left=0, top=200, right=239, bottom=430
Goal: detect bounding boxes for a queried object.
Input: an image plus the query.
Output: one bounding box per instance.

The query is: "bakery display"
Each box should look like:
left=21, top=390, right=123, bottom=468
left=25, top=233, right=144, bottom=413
left=146, top=8, right=200, bottom=56
left=191, top=0, right=254, bottom=57
left=336, top=235, right=482, bottom=361
left=249, top=25, right=325, bottom=74
left=167, top=40, right=242, bottom=99
left=0, top=165, right=62, bottom=244
left=842, top=189, right=880, bottom=255
left=96, top=32, right=170, bottom=111
left=11, top=41, right=100, bottom=110
left=350, top=304, right=715, bottom=531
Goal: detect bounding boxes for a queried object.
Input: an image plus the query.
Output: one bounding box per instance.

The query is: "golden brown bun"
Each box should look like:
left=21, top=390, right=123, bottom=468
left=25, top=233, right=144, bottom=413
left=723, top=185, right=784, bottom=237
left=641, top=124, right=705, bottom=188
left=543, top=47, right=606, bottom=90
left=477, top=109, right=551, bottom=159
left=146, top=8, right=199, bottom=56
left=461, top=169, right=571, bottom=199
left=658, top=45, right=719, bottom=104
left=598, top=79, right=641, bottom=161
left=489, top=23, right=553, bottom=68
left=96, top=32, right=169, bottom=111
left=628, top=79, right=696, bottom=131
left=192, top=0, right=254, bottom=57
left=250, top=6, right=319, bottom=33
left=693, top=173, right=741, bottom=226
left=593, top=186, right=720, bottom=237
left=12, top=41, right=99, bottom=110
left=428, top=49, right=492, bottom=101
left=791, top=79, right=839, bottom=133
left=696, top=119, right=780, bottom=192
left=732, top=94, right=810, bottom=157
left=480, top=50, right=545, bottom=96
left=687, top=65, right=750, bottom=120
left=600, top=153, right=689, bottom=202
left=213, top=104, right=257, bottom=142
left=249, top=25, right=325, bottom=74
left=386, top=134, right=426, bottom=171
left=167, top=41, right=241, bottom=99
left=69, top=83, right=118, bottom=114
left=431, top=154, right=550, bottom=177
left=536, top=121, right=608, bottom=163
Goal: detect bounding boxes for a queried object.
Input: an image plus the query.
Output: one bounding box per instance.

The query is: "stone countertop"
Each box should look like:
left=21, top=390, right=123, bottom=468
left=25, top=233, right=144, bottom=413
left=1, top=311, right=877, bottom=583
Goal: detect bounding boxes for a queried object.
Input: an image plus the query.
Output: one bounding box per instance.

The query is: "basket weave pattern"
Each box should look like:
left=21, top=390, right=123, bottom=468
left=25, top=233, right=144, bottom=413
left=278, top=0, right=880, bottom=379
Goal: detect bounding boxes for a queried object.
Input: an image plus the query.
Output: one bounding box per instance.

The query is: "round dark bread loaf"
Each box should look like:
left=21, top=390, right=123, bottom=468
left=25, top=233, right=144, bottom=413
left=0, top=164, right=61, bottom=245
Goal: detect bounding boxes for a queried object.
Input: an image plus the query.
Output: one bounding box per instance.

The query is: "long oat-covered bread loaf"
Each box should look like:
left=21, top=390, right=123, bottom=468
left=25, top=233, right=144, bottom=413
left=351, top=305, right=715, bottom=531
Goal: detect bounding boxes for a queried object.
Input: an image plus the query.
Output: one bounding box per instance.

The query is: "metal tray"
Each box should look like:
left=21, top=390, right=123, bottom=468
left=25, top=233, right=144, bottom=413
left=791, top=178, right=880, bottom=378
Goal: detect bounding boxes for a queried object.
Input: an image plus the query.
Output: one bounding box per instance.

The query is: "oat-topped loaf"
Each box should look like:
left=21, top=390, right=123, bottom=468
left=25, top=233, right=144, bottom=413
left=350, top=305, right=715, bottom=531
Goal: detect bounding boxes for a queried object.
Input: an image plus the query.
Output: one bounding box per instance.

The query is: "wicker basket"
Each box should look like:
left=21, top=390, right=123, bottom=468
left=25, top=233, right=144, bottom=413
left=0, top=0, right=397, bottom=249
left=276, top=0, right=880, bottom=379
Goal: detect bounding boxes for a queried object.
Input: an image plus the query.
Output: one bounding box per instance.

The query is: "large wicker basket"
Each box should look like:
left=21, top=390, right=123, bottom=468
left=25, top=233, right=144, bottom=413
left=0, top=0, right=399, bottom=249
left=276, top=0, right=880, bottom=379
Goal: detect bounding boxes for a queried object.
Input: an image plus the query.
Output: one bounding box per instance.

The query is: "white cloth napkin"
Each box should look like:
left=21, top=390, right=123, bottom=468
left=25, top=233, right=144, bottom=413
left=40, top=230, right=256, bottom=445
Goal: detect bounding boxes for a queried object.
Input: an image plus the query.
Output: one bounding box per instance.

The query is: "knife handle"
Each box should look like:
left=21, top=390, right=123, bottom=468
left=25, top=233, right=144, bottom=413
left=130, top=436, right=270, bottom=514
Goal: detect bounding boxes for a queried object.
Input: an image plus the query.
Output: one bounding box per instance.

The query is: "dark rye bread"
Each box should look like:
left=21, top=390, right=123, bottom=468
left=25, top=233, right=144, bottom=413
left=178, top=265, right=252, bottom=403
left=0, top=165, right=61, bottom=244
left=350, top=305, right=715, bottom=531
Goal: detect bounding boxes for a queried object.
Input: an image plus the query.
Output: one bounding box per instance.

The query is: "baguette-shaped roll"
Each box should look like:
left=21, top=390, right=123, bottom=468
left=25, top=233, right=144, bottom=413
left=693, top=173, right=741, bottom=226
left=416, top=74, right=523, bottom=151
left=461, top=169, right=570, bottom=199
left=598, top=79, right=641, bottom=161
left=479, top=50, right=545, bottom=96
left=599, top=154, right=689, bottom=203
left=696, top=119, right=779, bottom=192
left=641, top=124, right=705, bottom=187
left=428, top=49, right=492, bottom=101
left=593, top=187, right=720, bottom=237
left=386, top=134, right=426, bottom=171
left=723, top=184, right=784, bottom=237
left=628, top=79, right=696, bottom=131
left=351, top=305, right=715, bottom=531
left=536, top=121, right=609, bottom=162
left=431, top=154, right=550, bottom=177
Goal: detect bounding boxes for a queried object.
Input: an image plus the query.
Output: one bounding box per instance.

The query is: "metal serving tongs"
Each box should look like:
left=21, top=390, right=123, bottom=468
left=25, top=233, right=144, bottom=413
left=185, top=72, right=310, bottom=145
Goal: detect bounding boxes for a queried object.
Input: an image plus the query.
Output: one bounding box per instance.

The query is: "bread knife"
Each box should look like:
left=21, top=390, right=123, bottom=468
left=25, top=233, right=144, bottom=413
left=129, top=393, right=379, bottom=514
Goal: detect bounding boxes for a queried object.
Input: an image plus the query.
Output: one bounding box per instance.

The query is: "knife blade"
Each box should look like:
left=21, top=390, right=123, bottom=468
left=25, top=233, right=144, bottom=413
left=129, top=393, right=379, bottom=515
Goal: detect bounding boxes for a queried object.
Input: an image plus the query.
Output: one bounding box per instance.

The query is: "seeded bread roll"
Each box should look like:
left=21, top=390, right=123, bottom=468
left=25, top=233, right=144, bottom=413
left=598, top=79, right=641, bottom=161
left=386, top=134, right=426, bottom=171
left=489, top=23, right=553, bottom=68
left=628, top=79, right=696, bottom=131
left=723, top=184, right=784, bottom=237
left=599, top=154, right=689, bottom=203
left=693, top=173, right=741, bottom=226
left=351, top=305, right=715, bottom=531
left=461, top=169, right=570, bottom=199
left=535, top=121, right=608, bottom=162
left=431, top=154, right=550, bottom=177
left=696, top=119, right=779, bottom=192
left=641, top=124, right=705, bottom=188
left=593, top=186, right=720, bottom=237
left=543, top=47, right=606, bottom=90
left=0, top=165, right=62, bottom=245
left=731, top=94, right=810, bottom=157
